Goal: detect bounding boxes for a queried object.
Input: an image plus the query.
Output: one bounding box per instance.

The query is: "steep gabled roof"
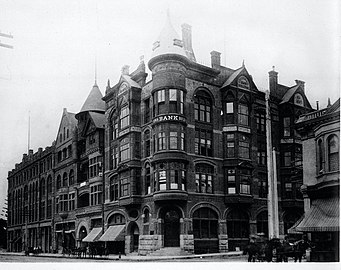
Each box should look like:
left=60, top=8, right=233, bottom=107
left=89, top=112, right=106, bottom=129
left=221, top=66, right=244, bottom=88
left=280, top=85, right=299, bottom=104
left=79, top=83, right=106, bottom=113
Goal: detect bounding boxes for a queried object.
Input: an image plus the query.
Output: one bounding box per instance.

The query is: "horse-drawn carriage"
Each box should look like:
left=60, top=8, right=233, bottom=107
left=244, top=235, right=313, bottom=262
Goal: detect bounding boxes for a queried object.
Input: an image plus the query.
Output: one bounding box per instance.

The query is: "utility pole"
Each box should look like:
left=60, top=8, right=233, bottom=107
left=265, top=90, right=279, bottom=239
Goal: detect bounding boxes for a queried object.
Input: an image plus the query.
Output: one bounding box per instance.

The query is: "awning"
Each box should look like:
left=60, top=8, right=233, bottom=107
left=98, top=225, right=125, bottom=242
left=82, top=227, right=102, bottom=242
left=296, top=197, right=339, bottom=232
left=287, top=215, right=304, bottom=234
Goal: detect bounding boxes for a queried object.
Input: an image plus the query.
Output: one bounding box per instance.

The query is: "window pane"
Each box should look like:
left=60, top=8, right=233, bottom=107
left=226, top=102, right=233, bottom=113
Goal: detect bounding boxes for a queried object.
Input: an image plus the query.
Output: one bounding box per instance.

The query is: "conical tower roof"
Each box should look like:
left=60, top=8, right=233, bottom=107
left=79, top=83, right=105, bottom=113
left=151, top=11, right=187, bottom=59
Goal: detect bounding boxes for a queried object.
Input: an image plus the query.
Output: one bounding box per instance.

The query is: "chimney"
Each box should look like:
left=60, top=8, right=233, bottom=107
left=269, top=66, right=278, bottom=94
left=210, top=51, right=221, bottom=68
left=316, top=101, right=319, bottom=110
left=121, top=65, right=130, bottom=75
left=295, top=80, right=305, bottom=92
left=182, top=23, right=196, bottom=62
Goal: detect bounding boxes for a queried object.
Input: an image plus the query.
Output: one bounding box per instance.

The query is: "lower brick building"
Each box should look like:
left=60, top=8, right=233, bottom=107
left=7, top=14, right=314, bottom=255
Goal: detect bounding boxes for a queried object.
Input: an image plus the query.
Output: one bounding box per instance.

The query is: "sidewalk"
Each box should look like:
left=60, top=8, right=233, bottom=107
left=0, top=250, right=245, bottom=262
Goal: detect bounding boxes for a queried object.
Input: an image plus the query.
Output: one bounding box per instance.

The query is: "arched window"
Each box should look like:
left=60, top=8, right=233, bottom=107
left=194, top=90, right=212, bottom=123
left=47, top=175, right=52, bottom=194
left=69, top=170, right=74, bottom=185
left=143, top=208, right=150, bottom=234
left=56, top=175, right=61, bottom=190
left=40, top=178, right=46, bottom=197
left=195, top=164, right=214, bottom=193
left=62, top=172, right=68, bottom=187
left=193, top=207, right=219, bottom=253
left=227, top=209, right=249, bottom=239
left=108, top=213, right=126, bottom=225
left=145, top=164, right=151, bottom=195
left=318, top=139, right=324, bottom=172
left=328, top=135, right=339, bottom=171
left=256, top=211, right=268, bottom=236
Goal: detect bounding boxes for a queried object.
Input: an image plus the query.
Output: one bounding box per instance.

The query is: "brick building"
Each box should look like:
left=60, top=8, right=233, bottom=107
left=7, top=14, right=313, bottom=255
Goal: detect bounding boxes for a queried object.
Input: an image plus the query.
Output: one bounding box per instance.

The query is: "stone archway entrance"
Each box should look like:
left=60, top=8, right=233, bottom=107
left=163, top=209, right=180, bottom=247
left=129, top=222, right=139, bottom=252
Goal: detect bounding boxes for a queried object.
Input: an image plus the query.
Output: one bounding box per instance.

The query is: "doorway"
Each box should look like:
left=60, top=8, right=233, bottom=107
left=163, top=209, right=180, bottom=247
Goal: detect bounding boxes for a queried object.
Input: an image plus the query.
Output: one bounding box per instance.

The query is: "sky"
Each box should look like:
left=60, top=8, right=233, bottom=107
left=0, top=0, right=340, bottom=215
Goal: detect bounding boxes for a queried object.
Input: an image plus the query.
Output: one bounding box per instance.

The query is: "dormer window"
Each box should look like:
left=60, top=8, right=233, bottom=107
left=294, top=93, right=304, bottom=106
left=173, top=39, right=183, bottom=47
left=238, top=76, right=250, bottom=89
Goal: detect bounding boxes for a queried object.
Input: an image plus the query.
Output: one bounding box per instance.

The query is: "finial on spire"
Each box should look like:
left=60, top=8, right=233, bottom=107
left=94, top=56, right=98, bottom=86
left=242, top=59, right=245, bottom=67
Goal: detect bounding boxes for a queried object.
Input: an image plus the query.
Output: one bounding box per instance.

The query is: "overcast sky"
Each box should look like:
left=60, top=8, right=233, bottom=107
left=0, top=0, right=339, bottom=213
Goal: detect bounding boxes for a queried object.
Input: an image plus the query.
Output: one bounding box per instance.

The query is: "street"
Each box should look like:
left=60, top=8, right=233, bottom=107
left=0, top=253, right=249, bottom=263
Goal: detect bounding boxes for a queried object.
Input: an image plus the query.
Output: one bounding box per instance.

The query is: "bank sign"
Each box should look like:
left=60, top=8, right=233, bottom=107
left=153, top=114, right=186, bottom=123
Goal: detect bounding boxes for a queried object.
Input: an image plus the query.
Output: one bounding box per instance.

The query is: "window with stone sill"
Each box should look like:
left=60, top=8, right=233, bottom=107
left=194, top=91, right=212, bottom=123
left=68, top=193, right=75, bottom=210
left=225, top=133, right=235, bottom=158
left=328, top=134, right=339, bottom=171
left=238, top=104, right=249, bottom=126
left=59, top=194, right=68, bottom=212
left=120, top=138, right=130, bottom=162
left=283, top=151, right=292, bottom=167
left=195, top=164, right=214, bottom=194
left=256, top=111, right=266, bottom=134
left=109, top=176, right=119, bottom=201
left=195, top=129, right=212, bottom=156
left=154, top=163, right=186, bottom=191
left=120, top=106, right=130, bottom=129
left=90, top=184, right=102, bottom=205
left=238, top=134, right=250, bottom=159
left=227, top=169, right=236, bottom=194
left=89, top=156, right=102, bottom=178
left=120, top=177, right=130, bottom=197
left=283, top=117, right=291, bottom=137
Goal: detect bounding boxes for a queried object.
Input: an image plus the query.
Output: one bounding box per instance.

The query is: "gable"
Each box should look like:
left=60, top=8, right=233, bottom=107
left=55, top=110, right=77, bottom=147
left=221, top=67, right=258, bottom=92
left=280, top=86, right=312, bottom=109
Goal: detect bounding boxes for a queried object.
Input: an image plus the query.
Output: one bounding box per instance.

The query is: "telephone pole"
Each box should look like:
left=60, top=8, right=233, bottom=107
left=265, top=90, right=279, bottom=239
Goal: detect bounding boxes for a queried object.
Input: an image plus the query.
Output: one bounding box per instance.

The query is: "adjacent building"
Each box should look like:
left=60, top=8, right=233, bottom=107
left=7, top=14, right=315, bottom=255
left=292, top=99, right=340, bottom=262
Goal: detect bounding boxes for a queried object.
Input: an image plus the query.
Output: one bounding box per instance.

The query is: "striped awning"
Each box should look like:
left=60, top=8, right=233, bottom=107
left=296, top=197, right=339, bottom=232
left=82, top=227, right=102, bottom=242
left=98, top=225, right=125, bottom=242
